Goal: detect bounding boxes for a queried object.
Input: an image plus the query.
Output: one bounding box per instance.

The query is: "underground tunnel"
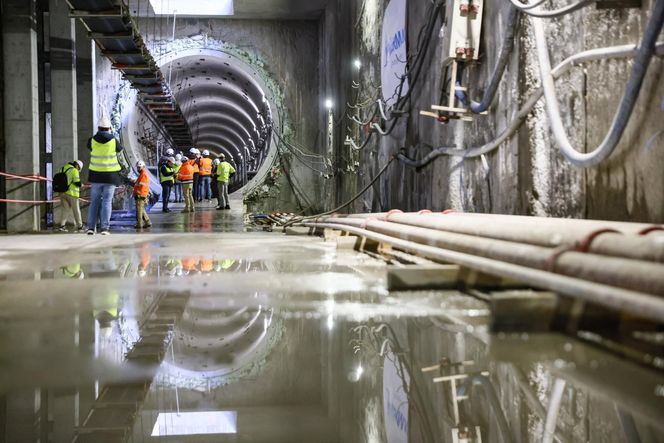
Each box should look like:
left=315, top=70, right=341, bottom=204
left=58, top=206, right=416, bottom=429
left=1, top=0, right=663, bottom=442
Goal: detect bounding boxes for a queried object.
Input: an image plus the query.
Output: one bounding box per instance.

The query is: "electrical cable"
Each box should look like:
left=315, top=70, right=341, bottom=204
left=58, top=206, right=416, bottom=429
left=456, top=5, right=521, bottom=113
left=397, top=41, right=664, bottom=168
left=507, top=0, right=549, bottom=9
left=282, top=156, right=396, bottom=226
left=534, top=0, right=664, bottom=167
left=507, top=0, right=595, bottom=17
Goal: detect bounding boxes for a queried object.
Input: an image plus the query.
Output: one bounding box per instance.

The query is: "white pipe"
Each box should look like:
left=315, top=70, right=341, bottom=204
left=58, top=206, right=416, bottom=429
left=543, top=379, right=566, bottom=443
left=420, top=42, right=664, bottom=160
left=303, top=222, right=664, bottom=322
left=507, top=0, right=549, bottom=10
left=532, top=0, right=664, bottom=167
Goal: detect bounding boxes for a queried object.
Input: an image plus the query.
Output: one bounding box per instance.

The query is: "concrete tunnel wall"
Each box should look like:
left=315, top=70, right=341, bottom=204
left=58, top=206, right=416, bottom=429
left=320, top=0, right=664, bottom=223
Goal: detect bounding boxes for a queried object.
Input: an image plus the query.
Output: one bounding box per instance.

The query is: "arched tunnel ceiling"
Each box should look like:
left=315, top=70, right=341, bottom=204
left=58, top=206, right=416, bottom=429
left=161, top=54, right=272, bottom=168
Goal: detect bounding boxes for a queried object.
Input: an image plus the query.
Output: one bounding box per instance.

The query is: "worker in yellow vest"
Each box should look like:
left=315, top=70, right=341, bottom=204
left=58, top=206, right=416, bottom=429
left=56, top=160, right=84, bottom=232
left=215, top=154, right=236, bottom=211
left=86, top=116, right=123, bottom=236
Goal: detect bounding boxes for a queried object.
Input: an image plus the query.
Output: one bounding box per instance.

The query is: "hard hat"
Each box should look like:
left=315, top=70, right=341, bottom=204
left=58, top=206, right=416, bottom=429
left=74, top=160, right=83, bottom=170
left=189, top=147, right=197, bottom=154
left=167, top=156, right=176, bottom=163
left=175, top=153, right=182, bottom=160
left=138, top=269, right=147, bottom=278
left=202, top=150, right=210, bottom=156
left=219, top=153, right=226, bottom=159
left=213, top=158, right=220, bottom=165
left=166, top=148, right=175, bottom=155
left=136, top=160, right=146, bottom=169
left=98, top=116, right=111, bottom=129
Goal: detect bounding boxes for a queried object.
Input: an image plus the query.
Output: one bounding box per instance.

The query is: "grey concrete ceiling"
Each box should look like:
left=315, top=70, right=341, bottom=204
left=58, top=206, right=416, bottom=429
left=128, top=0, right=329, bottom=20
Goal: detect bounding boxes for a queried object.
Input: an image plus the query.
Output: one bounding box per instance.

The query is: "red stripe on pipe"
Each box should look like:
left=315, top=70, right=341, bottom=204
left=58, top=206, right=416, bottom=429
left=384, top=209, right=403, bottom=221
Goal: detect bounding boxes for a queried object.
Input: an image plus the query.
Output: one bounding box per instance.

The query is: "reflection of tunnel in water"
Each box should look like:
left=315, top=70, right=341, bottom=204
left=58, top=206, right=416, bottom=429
left=125, top=45, right=277, bottom=194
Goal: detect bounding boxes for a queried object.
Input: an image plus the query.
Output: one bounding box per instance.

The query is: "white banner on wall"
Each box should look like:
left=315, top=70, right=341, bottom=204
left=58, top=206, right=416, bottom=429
left=383, top=350, right=409, bottom=443
left=381, top=0, right=409, bottom=109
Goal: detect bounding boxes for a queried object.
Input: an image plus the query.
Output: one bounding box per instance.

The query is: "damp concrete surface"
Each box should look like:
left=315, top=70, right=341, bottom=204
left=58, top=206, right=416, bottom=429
left=0, top=201, right=662, bottom=442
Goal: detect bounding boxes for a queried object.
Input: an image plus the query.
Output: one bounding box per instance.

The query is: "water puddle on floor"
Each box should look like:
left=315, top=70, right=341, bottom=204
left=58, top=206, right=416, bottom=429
left=0, top=233, right=662, bottom=442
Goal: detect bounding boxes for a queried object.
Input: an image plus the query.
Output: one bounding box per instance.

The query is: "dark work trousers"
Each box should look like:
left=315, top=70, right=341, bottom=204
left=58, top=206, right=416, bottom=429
left=193, top=173, right=200, bottom=202
left=211, top=176, right=219, bottom=200
left=161, top=182, right=173, bottom=211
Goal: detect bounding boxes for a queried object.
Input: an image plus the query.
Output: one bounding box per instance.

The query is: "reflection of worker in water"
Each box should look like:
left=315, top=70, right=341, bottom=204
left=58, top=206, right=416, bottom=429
left=215, top=259, right=237, bottom=272
left=181, top=257, right=201, bottom=275
left=137, top=244, right=151, bottom=277
left=61, top=263, right=85, bottom=279
left=162, top=257, right=182, bottom=277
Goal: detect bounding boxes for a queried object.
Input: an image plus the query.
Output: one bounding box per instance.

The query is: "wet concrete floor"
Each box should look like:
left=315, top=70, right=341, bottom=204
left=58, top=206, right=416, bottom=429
left=0, top=199, right=663, bottom=442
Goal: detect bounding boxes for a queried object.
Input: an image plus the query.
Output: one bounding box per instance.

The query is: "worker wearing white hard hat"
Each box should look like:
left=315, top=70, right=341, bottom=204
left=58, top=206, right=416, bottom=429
left=198, top=149, right=214, bottom=203
left=165, top=148, right=175, bottom=156
left=211, top=158, right=221, bottom=203
left=159, top=156, right=177, bottom=213
left=132, top=160, right=152, bottom=229
left=216, top=153, right=236, bottom=211
left=86, top=114, right=124, bottom=236
left=173, top=153, right=184, bottom=202
left=55, top=159, right=85, bottom=232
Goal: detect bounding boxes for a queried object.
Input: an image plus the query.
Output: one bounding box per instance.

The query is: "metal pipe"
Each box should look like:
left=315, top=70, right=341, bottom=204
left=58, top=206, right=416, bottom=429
left=321, top=217, right=664, bottom=295
left=347, top=212, right=664, bottom=263
left=302, top=222, right=664, bottom=322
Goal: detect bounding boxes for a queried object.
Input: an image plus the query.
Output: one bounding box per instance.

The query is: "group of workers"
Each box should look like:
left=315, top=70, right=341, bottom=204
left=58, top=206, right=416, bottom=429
left=157, top=147, right=236, bottom=214
left=56, top=116, right=237, bottom=235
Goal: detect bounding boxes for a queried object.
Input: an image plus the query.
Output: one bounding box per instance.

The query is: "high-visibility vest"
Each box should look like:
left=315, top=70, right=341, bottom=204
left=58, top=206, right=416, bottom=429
left=160, top=164, right=175, bottom=184
left=61, top=164, right=81, bottom=198
left=216, top=161, right=236, bottom=183
left=199, top=157, right=213, bottom=176
left=177, top=161, right=195, bottom=182
left=89, top=138, right=121, bottom=172
left=192, top=159, right=200, bottom=174
left=133, top=169, right=150, bottom=198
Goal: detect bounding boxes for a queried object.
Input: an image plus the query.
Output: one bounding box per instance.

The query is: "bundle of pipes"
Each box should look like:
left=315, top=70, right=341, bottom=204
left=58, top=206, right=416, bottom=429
left=299, top=212, right=664, bottom=322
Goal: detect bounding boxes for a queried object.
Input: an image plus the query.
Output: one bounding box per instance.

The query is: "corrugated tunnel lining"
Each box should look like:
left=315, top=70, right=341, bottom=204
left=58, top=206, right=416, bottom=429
left=162, top=54, right=273, bottom=179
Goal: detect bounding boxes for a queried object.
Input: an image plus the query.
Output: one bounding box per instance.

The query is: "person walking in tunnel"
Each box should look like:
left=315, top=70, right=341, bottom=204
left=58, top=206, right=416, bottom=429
left=133, top=160, right=152, bottom=229
left=199, top=150, right=214, bottom=203
left=174, top=153, right=183, bottom=203
left=189, top=148, right=201, bottom=203
left=54, top=160, right=84, bottom=232
left=177, top=156, right=196, bottom=213
left=211, top=158, right=221, bottom=205
left=216, top=154, right=236, bottom=211
left=86, top=116, right=123, bottom=236
left=160, top=157, right=176, bottom=213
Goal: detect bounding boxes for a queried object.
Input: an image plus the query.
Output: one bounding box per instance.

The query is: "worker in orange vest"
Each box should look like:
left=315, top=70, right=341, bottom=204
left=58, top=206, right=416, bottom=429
left=133, top=160, right=152, bottom=229
left=199, top=149, right=214, bottom=203
left=177, top=156, right=196, bottom=213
